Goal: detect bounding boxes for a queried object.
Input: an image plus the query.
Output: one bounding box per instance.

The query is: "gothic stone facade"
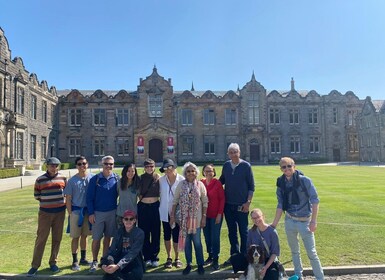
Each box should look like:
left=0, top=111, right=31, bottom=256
left=0, top=27, right=371, bottom=168
left=357, top=97, right=385, bottom=162
left=57, top=67, right=364, bottom=165
left=0, top=28, right=57, bottom=169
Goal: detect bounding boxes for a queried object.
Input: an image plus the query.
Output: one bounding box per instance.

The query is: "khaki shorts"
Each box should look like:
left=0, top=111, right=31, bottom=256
left=70, top=212, right=92, bottom=238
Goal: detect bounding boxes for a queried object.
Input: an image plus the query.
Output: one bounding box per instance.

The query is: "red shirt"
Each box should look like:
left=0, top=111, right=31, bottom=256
left=200, top=178, right=225, bottom=219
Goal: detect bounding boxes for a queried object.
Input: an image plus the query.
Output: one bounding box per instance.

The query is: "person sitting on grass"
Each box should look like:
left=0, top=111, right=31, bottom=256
left=101, top=210, right=145, bottom=280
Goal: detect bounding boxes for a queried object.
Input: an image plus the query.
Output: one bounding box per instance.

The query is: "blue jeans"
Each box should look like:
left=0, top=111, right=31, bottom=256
left=285, top=217, right=324, bottom=280
left=185, top=228, right=204, bottom=266
left=203, top=217, right=223, bottom=260
left=224, top=204, right=249, bottom=255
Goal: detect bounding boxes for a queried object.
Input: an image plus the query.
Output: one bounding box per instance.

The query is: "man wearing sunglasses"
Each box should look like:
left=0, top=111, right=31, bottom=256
left=271, top=157, right=324, bottom=280
left=64, top=156, right=94, bottom=271
left=86, top=155, right=119, bottom=273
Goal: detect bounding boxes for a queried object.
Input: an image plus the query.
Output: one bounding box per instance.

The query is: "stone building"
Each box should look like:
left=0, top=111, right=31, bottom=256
left=57, top=67, right=365, bottom=165
left=0, top=27, right=377, bottom=168
left=356, top=97, right=385, bottom=162
left=0, top=28, right=58, bottom=169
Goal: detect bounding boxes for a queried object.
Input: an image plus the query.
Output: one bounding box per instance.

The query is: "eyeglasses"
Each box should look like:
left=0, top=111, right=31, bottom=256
left=280, top=165, right=293, bottom=169
left=103, top=163, right=114, bottom=166
left=49, top=164, right=59, bottom=167
left=123, top=217, right=135, bottom=222
left=186, top=170, right=196, bottom=173
left=77, top=162, right=87, bottom=166
left=145, top=165, right=155, bottom=168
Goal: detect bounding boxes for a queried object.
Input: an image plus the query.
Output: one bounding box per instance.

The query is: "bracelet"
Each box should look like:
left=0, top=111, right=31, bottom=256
left=310, top=221, right=317, bottom=224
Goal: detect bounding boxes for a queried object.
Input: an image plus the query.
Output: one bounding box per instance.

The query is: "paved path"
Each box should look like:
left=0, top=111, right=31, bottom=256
left=0, top=168, right=87, bottom=192
left=302, top=275, right=385, bottom=279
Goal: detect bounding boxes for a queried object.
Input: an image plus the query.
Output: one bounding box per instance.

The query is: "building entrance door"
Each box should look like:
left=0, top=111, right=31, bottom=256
left=250, top=144, right=260, bottom=162
left=149, top=139, right=163, bottom=163
left=333, top=148, right=341, bottom=162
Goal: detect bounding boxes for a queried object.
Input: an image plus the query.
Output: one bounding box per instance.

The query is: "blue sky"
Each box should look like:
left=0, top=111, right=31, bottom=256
left=1, top=0, right=384, bottom=100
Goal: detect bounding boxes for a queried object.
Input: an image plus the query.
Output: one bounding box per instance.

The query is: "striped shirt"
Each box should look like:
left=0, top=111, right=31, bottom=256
left=34, top=172, right=67, bottom=212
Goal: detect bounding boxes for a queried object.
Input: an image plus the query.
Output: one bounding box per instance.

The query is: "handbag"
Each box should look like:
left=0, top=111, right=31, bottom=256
left=257, top=228, right=287, bottom=279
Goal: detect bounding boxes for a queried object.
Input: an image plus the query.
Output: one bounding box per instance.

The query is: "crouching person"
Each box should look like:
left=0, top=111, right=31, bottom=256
left=101, top=210, right=145, bottom=280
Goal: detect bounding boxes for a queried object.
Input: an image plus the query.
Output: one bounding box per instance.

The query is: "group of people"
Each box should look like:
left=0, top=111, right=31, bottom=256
left=26, top=142, right=325, bottom=280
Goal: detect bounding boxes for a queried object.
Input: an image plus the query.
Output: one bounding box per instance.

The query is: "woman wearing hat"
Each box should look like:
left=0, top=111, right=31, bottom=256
left=101, top=210, right=145, bottom=280
left=159, top=159, right=185, bottom=269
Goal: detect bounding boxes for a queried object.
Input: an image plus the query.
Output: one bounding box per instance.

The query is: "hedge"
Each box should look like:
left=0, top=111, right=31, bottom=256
left=0, top=168, right=20, bottom=179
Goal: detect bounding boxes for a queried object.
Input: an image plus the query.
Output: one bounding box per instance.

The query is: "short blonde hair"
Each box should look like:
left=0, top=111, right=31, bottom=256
left=279, top=157, right=295, bottom=166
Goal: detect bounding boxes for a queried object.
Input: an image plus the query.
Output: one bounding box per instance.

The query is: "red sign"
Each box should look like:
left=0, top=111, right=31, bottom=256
left=167, top=136, right=174, bottom=154
left=137, top=136, right=144, bottom=154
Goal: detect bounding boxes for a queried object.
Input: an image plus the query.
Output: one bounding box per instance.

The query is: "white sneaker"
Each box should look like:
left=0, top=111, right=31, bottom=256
left=145, top=260, right=152, bottom=267
left=151, top=261, right=159, bottom=267
left=89, top=261, right=98, bottom=273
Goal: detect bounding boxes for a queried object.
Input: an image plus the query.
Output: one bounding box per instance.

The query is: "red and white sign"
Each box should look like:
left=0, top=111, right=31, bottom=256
left=167, top=136, right=174, bottom=154
left=137, top=136, right=144, bottom=154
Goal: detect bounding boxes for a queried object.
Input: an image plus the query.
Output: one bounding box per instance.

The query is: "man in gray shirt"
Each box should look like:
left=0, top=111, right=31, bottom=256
left=64, top=156, right=94, bottom=271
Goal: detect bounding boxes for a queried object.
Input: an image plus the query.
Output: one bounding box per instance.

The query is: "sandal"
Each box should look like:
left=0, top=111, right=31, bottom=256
left=174, top=258, right=183, bottom=268
left=164, top=258, right=173, bottom=269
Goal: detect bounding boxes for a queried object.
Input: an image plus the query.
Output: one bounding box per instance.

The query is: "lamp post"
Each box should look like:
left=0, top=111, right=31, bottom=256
left=50, top=142, right=55, bottom=157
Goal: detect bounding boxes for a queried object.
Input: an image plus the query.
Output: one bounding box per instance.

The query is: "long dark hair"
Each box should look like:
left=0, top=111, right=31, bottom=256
left=120, top=163, right=140, bottom=191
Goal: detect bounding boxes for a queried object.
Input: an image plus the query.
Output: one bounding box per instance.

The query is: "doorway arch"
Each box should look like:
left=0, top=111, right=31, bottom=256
left=149, top=138, right=163, bottom=162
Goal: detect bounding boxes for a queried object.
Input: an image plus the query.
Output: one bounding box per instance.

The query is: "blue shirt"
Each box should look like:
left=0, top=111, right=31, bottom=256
left=247, top=226, right=280, bottom=257
left=276, top=175, right=320, bottom=218
left=86, top=172, right=119, bottom=215
left=220, top=159, right=255, bottom=205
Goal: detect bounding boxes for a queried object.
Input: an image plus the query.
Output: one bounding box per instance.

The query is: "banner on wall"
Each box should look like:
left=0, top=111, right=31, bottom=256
left=137, top=136, right=144, bottom=154
left=167, top=136, right=174, bottom=153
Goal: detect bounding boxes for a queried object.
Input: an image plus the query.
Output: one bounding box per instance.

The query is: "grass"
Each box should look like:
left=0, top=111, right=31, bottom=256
left=0, top=165, right=384, bottom=276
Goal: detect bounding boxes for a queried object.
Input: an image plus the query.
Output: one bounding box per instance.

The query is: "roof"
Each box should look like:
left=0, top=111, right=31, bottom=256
left=372, top=100, right=385, bottom=112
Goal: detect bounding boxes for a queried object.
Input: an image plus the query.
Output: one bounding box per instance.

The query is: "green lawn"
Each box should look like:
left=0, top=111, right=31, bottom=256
left=0, top=165, right=384, bottom=276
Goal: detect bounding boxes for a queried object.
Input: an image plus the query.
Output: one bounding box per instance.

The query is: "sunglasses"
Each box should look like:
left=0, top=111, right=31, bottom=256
left=77, top=162, right=87, bottom=166
left=186, top=170, right=196, bottom=173
left=123, top=217, right=135, bottom=222
left=103, top=163, right=114, bottom=166
left=280, top=165, right=293, bottom=169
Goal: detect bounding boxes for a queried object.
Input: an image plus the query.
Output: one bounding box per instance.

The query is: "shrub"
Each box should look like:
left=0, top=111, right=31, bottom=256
left=41, top=162, right=73, bottom=170
left=0, top=168, right=20, bottom=179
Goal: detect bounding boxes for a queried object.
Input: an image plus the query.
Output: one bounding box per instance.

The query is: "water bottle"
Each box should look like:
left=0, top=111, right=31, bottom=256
left=288, top=275, right=299, bottom=280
